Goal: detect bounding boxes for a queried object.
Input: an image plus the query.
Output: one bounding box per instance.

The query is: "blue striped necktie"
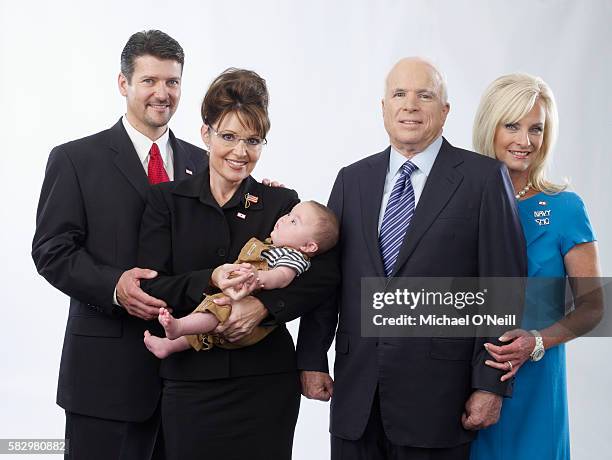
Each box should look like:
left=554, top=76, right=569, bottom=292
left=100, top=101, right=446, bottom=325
left=379, top=160, right=418, bottom=277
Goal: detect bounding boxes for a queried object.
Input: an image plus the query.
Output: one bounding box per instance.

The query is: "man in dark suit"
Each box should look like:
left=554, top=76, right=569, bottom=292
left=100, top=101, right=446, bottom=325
left=297, top=58, right=526, bottom=459
left=32, top=30, right=206, bottom=459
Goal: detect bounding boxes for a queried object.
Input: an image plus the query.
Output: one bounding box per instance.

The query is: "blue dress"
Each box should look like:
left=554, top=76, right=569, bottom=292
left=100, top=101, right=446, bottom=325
left=470, top=191, right=595, bottom=460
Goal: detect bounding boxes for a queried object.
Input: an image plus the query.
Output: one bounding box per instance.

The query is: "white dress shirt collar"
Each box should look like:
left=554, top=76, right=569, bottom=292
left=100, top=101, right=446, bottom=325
left=121, top=116, right=173, bottom=178
left=388, top=135, right=443, bottom=177
left=378, top=136, right=444, bottom=231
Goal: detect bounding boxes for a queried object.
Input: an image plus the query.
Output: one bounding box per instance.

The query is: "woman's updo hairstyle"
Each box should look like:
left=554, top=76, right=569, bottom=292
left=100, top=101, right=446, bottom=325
left=201, top=68, right=270, bottom=139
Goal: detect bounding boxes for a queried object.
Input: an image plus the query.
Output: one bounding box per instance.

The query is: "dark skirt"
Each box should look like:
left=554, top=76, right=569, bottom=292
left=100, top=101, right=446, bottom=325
left=162, top=371, right=301, bottom=460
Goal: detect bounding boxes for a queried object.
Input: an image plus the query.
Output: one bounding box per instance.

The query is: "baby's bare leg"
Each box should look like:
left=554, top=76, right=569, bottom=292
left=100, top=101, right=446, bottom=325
left=143, top=330, right=190, bottom=359
left=158, top=307, right=220, bottom=340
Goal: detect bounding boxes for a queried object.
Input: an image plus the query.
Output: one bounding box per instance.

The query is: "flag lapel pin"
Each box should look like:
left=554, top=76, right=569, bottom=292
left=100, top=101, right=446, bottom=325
left=244, top=193, right=259, bottom=209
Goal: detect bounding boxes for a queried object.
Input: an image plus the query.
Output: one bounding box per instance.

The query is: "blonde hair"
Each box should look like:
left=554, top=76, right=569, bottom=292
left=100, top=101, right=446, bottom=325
left=472, top=73, right=565, bottom=194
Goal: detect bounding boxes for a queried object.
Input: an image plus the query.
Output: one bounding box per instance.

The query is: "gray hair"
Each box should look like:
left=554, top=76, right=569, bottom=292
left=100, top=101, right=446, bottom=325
left=384, top=57, right=448, bottom=104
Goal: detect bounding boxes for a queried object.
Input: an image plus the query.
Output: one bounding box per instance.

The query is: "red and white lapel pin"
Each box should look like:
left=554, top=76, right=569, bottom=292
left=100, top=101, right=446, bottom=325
left=244, top=193, right=259, bottom=209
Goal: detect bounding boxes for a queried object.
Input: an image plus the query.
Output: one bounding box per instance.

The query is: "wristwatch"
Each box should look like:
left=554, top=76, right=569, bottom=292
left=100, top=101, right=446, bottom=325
left=529, top=330, right=545, bottom=362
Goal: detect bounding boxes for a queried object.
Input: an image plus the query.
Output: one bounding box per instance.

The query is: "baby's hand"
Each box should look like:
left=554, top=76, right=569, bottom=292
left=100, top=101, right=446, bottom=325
left=223, top=268, right=262, bottom=300
left=211, top=263, right=254, bottom=290
left=233, top=265, right=258, bottom=279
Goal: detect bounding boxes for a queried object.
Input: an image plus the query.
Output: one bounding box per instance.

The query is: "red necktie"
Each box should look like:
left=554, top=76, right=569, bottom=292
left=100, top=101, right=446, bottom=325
left=148, top=143, right=169, bottom=185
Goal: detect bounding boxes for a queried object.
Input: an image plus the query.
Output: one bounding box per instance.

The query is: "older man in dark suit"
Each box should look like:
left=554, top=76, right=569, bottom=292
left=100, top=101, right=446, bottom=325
left=297, top=58, right=526, bottom=459
left=32, top=30, right=206, bottom=459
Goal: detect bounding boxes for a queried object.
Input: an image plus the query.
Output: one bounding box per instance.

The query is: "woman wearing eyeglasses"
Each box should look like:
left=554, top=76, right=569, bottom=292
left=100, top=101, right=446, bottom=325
left=136, top=68, right=339, bottom=460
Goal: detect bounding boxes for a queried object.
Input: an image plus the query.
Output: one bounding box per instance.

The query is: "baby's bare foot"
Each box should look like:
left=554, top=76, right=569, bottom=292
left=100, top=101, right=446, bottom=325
left=158, top=307, right=182, bottom=340
left=143, top=330, right=173, bottom=359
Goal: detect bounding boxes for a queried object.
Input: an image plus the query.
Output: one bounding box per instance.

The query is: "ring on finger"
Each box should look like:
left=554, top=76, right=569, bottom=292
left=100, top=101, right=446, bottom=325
left=506, top=360, right=513, bottom=371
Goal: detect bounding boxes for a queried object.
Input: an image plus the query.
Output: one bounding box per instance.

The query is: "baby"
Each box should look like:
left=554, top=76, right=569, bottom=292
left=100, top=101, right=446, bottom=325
left=144, top=201, right=339, bottom=358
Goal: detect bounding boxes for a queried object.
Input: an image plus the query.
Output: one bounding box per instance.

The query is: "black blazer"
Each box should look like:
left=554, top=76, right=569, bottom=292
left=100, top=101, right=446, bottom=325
left=137, top=168, right=340, bottom=381
left=297, top=139, right=527, bottom=447
left=32, top=119, right=206, bottom=422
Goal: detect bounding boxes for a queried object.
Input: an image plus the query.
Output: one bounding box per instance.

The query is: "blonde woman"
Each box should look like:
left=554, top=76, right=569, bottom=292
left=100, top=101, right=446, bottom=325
left=469, top=73, right=602, bottom=460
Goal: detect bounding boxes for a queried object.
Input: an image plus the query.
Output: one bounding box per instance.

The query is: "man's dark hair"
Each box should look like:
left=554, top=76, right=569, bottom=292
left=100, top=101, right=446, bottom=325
left=120, top=30, right=184, bottom=82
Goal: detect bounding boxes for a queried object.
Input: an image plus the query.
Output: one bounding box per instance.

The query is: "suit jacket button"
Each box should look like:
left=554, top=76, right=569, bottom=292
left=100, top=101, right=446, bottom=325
left=277, top=300, right=285, bottom=309
left=217, top=248, right=226, bottom=257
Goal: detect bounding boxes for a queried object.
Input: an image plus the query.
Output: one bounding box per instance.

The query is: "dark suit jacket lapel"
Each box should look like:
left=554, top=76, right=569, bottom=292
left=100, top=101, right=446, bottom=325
left=172, top=168, right=263, bottom=215
left=172, top=166, right=218, bottom=210
left=390, top=138, right=464, bottom=277
left=360, top=148, right=390, bottom=277
left=110, top=119, right=150, bottom=200
left=171, top=129, right=198, bottom=181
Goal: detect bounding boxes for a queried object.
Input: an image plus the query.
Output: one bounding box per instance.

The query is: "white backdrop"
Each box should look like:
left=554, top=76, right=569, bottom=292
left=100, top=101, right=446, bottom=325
left=1, top=0, right=611, bottom=458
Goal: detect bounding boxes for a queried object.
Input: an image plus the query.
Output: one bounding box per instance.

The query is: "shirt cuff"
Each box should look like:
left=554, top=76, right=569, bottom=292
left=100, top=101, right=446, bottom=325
left=113, top=287, right=121, bottom=306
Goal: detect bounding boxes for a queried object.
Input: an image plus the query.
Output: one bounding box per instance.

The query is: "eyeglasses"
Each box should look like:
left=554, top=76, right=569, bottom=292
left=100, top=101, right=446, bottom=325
left=208, top=126, right=267, bottom=152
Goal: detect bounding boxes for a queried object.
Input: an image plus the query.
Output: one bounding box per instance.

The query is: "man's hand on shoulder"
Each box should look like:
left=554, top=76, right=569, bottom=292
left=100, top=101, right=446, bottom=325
left=300, top=371, right=334, bottom=401
left=261, top=178, right=285, bottom=188
left=461, top=390, right=502, bottom=430
left=116, top=267, right=167, bottom=320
